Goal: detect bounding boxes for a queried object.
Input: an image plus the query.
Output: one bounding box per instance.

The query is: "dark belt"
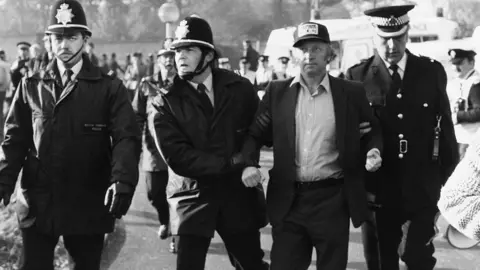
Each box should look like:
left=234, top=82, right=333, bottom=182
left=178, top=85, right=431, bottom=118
left=295, top=178, right=344, bottom=190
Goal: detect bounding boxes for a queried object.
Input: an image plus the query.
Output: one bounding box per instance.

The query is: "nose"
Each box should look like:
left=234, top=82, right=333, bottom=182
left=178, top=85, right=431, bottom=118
left=386, top=38, right=395, bottom=50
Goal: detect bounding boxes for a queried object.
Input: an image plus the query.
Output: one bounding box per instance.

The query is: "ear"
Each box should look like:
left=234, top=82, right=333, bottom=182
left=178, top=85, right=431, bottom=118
left=204, top=50, right=215, bottom=63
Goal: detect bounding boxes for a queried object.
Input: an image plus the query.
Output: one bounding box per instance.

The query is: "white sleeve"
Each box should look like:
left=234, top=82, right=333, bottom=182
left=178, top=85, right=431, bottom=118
left=438, top=136, right=480, bottom=241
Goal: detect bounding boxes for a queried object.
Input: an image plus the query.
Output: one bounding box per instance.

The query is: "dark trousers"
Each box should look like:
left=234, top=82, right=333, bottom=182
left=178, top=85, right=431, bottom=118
left=270, top=181, right=349, bottom=270
left=142, top=170, right=169, bottom=225
left=362, top=210, right=381, bottom=270
left=19, top=226, right=104, bottom=270
left=176, top=230, right=266, bottom=270
left=363, top=206, right=438, bottom=270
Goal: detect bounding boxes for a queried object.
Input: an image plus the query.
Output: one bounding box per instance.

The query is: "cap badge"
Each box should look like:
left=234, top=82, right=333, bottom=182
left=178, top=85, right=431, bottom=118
left=175, top=20, right=190, bottom=39
left=298, top=24, right=318, bottom=38
left=388, top=16, right=396, bottom=25
left=55, top=3, right=74, bottom=26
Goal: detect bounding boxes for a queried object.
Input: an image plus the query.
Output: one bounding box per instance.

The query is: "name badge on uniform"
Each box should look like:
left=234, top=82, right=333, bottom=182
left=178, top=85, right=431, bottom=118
left=83, top=123, right=107, bottom=133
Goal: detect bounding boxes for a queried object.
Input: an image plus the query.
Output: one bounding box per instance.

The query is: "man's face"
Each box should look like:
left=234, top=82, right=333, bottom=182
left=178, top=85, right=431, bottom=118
left=243, top=42, right=250, bottom=50
left=239, top=61, right=249, bottom=71
left=260, top=60, right=269, bottom=69
left=133, top=56, right=142, bottom=66
left=44, top=39, right=52, bottom=53
left=373, top=31, right=408, bottom=65
left=452, top=58, right=475, bottom=79
left=0, top=53, right=5, bottom=61
left=175, top=46, right=207, bottom=75
left=50, top=32, right=85, bottom=62
left=30, top=46, right=41, bottom=58
left=18, top=47, right=29, bottom=59
left=158, top=54, right=175, bottom=72
left=297, top=40, right=331, bottom=77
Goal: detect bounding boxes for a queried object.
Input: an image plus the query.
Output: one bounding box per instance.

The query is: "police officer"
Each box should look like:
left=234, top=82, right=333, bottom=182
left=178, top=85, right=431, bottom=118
left=6, top=41, right=31, bottom=118
left=346, top=5, right=459, bottom=270
left=132, top=48, right=176, bottom=252
left=447, top=49, right=480, bottom=159
left=153, top=15, right=268, bottom=270
left=0, top=1, right=141, bottom=269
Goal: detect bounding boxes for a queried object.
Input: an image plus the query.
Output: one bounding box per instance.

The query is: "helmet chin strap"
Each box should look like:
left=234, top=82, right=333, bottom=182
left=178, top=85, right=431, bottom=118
left=58, top=41, right=85, bottom=68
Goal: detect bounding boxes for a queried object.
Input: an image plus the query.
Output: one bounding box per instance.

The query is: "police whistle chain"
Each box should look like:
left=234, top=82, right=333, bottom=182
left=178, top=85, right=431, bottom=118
left=432, top=115, right=442, bottom=161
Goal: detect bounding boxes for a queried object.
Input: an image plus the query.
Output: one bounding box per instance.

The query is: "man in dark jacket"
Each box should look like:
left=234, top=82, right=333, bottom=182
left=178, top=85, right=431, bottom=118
left=153, top=15, right=268, bottom=270
left=0, top=1, right=141, bottom=269
left=243, top=39, right=260, bottom=71
left=345, top=5, right=459, bottom=270
left=5, top=41, right=31, bottom=118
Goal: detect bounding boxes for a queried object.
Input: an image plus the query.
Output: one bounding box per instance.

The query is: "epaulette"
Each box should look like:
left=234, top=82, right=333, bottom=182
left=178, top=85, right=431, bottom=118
left=348, top=57, right=372, bottom=70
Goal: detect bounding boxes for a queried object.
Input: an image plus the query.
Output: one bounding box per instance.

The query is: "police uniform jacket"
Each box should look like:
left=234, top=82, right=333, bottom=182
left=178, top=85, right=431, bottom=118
left=132, top=73, right=170, bottom=172
left=153, top=68, right=267, bottom=238
left=0, top=54, right=141, bottom=236
left=346, top=50, right=459, bottom=209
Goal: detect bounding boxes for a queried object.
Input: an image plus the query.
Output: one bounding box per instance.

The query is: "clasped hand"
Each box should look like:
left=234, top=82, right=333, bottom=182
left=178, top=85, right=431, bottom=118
left=241, top=167, right=265, bottom=188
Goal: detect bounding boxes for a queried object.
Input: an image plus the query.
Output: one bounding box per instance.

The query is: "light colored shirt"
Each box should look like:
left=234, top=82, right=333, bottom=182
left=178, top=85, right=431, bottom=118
left=188, top=71, right=214, bottom=106
left=160, top=68, right=175, bottom=84
left=381, top=53, right=407, bottom=79
left=292, top=73, right=343, bottom=182
left=57, top=58, right=83, bottom=85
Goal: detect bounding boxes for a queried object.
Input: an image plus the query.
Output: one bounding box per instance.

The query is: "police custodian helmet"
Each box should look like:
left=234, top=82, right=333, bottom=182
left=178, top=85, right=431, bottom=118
left=169, top=15, right=214, bottom=50
left=45, top=0, right=92, bottom=37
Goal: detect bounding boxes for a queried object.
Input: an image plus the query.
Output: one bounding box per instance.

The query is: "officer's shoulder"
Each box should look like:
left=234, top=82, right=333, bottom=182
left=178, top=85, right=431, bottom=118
left=412, top=52, right=443, bottom=69
left=101, top=69, right=118, bottom=81
left=346, top=56, right=374, bottom=72
left=215, top=68, right=251, bottom=87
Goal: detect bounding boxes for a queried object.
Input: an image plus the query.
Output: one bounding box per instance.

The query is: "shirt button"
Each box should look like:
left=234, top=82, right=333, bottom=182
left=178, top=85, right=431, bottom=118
left=398, top=153, right=404, bottom=159
left=397, top=93, right=402, bottom=99
left=398, top=134, right=404, bottom=139
left=397, top=113, right=403, bottom=119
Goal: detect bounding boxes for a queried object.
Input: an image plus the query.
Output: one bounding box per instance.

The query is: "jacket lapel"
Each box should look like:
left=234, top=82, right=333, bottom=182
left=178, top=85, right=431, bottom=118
left=330, top=76, right=347, bottom=157
left=210, top=71, right=233, bottom=130
left=283, top=81, right=300, bottom=156
left=402, top=51, right=421, bottom=95
left=364, top=54, right=391, bottom=106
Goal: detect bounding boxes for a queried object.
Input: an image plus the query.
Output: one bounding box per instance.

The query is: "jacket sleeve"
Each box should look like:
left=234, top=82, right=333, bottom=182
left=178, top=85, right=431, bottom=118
left=108, top=78, right=142, bottom=188
left=152, top=97, right=233, bottom=178
left=0, top=79, right=33, bottom=187
left=438, top=137, right=480, bottom=241
left=131, top=81, right=147, bottom=133
left=457, top=83, right=480, bottom=123
left=354, top=84, right=383, bottom=154
left=436, top=64, right=460, bottom=180
left=241, top=82, right=274, bottom=162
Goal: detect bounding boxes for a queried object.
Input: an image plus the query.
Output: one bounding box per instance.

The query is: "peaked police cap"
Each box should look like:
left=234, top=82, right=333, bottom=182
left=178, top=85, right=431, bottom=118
left=45, top=0, right=92, bottom=37
left=364, top=5, right=415, bottom=38
left=170, top=15, right=214, bottom=50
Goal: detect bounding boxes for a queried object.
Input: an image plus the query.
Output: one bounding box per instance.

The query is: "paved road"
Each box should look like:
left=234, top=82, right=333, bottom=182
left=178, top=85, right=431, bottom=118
left=101, top=150, right=480, bottom=270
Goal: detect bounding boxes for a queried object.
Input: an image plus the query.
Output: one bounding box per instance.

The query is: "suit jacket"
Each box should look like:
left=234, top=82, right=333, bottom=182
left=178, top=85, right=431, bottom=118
left=346, top=51, right=459, bottom=210
left=242, top=75, right=383, bottom=228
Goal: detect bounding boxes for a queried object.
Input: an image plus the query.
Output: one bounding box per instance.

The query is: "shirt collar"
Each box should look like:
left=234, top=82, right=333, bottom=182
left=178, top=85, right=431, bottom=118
left=188, top=72, right=213, bottom=93
left=290, top=72, right=330, bottom=94
left=381, top=53, right=407, bottom=73
left=57, top=58, right=83, bottom=79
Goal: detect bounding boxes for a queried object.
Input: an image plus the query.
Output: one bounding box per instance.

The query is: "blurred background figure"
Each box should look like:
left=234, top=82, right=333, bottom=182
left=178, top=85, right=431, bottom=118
left=147, top=53, right=155, bottom=76
left=124, top=52, right=147, bottom=100
left=6, top=41, right=31, bottom=118
left=99, top=53, right=110, bottom=73
left=123, top=53, right=132, bottom=77
left=242, top=39, right=259, bottom=71
left=108, top=52, right=123, bottom=78
left=218, top=57, right=231, bottom=70
left=255, top=55, right=274, bottom=89
left=447, top=49, right=480, bottom=160
left=28, top=43, right=42, bottom=73
left=236, top=56, right=256, bottom=85
left=273, top=56, right=292, bottom=80
left=85, top=41, right=99, bottom=66
left=156, top=49, right=176, bottom=85
left=41, top=35, right=54, bottom=69
left=0, top=49, right=10, bottom=138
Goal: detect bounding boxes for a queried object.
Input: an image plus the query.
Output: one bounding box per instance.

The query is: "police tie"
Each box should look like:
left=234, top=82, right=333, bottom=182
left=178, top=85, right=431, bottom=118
left=56, top=69, right=73, bottom=100
left=197, top=83, right=213, bottom=117
left=389, top=64, right=402, bottom=92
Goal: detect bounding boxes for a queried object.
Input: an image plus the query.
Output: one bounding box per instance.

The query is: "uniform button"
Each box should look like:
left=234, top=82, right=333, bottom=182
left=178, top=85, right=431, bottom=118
left=397, top=93, right=402, bottom=99
left=398, top=134, right=404, bottom=139
left=423, top=103, right=428, bottom=107
left=369, top=102, right=372, bottom=106
left=398, top=153, right=404, bottom=159
left=397, top=113, right=403, bottom=119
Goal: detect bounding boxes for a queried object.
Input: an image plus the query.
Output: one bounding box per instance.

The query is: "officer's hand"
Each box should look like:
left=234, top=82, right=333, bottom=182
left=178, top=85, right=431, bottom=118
left=359, top=122, right=371, bottom=137
left=0, top=184, right=13, bottom=207
left=242, top=166, right=265, bottom=188
left=365, top=148, right=382, bottom=172
left=104, top=182, right=135, bottom=219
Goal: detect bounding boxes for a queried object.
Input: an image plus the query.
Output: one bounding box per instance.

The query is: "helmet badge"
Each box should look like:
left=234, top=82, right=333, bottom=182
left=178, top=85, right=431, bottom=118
left=56, top=3, right=75, bottom=26
left=175, top=20, right=190, bottom=39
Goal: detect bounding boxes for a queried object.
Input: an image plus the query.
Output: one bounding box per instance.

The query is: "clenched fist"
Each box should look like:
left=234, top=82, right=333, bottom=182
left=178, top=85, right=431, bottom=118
left=241, top=166, right=265, bottom=188
left=365, top=148, right=382, bottom=172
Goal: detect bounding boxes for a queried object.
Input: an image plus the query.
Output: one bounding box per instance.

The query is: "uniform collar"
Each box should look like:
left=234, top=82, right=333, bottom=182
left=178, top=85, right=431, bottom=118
left=188, top=71, right=213, bottom=93
left=381, top=52, right=407, bottom=73
left=57, top=58, right=83, bottom=79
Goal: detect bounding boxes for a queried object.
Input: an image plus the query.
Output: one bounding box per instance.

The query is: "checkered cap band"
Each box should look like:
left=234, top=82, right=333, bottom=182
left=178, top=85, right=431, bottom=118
left=370, top=14, right=410, bottom=27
